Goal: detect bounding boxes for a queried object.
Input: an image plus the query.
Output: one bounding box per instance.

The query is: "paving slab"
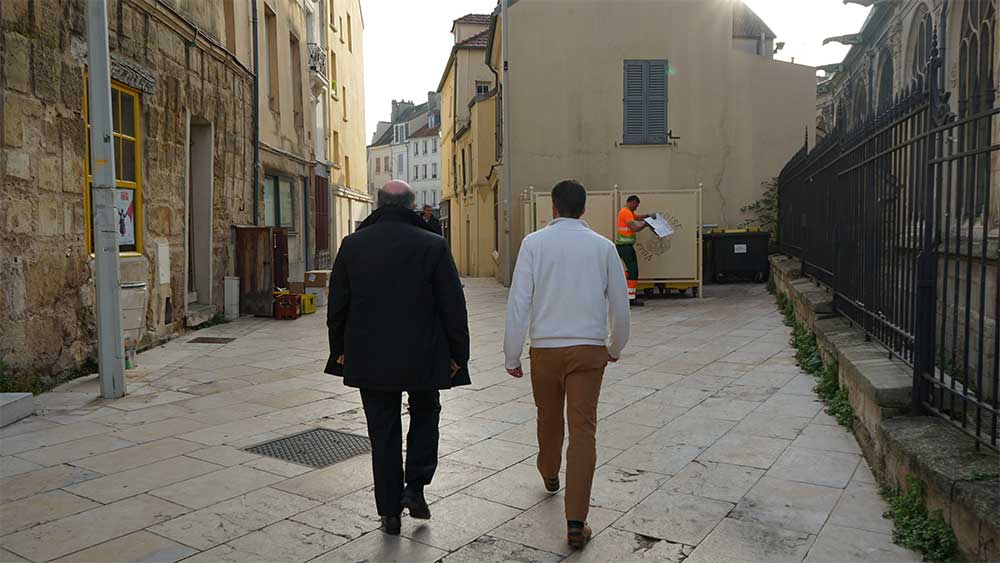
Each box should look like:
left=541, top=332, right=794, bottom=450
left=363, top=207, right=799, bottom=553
left=66, top=456, right=223, bottom=504
left=58, top=530, right=197, bottom=563
left=491, top=494, right=622, bottom=556
left=731, top=476, right=842, bottom=534
left=564, top=526, right=691, bottom=562
left=685, top=517, right=814, bottom=563
left=401, top=493, right=520, bottom=551
left=0, top=489, right=99, bottom=536
left=662, top=460, right=765, bottom=503
left=150, top=464, right=284, bottom=509
left=150, top=487, right=320, bottom=550
left=1, top=494, right=189, bottom=562
left=618, top=490, right=734, bottom=545
left=0, top=464, right=101, bottom=503
left=308, top=531, right=448, bottom=563
left=441, top=535, right=563, bottom=563
left=805, top=524, right=921, bottom=562
left=766, top=446, right=860, bottom=488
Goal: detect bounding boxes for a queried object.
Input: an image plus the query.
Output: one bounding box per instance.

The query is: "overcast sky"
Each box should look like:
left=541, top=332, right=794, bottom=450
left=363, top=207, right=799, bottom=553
left=362, top=0, right=872, bottom=142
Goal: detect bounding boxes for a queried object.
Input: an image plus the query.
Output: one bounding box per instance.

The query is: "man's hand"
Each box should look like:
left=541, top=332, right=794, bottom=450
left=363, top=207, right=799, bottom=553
left=506, top=366, right=524, bottom=378
left=450, top=360, right=461, bottom=378
left=608, top=354, right=619, bottom=363
left=337, top=355, right=344, bottom=365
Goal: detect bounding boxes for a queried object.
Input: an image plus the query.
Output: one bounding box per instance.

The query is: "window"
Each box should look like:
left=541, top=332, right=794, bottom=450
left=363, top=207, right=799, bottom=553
left=393, top=123, right=406, bottom=144
left=397, top=155, right=404, bottom=177
left=383, top=156, right=389, bottom=172
left=432, top=138, right=437, bottom=153
left=329, top=50, right=338, bottom=89
left=347, top=13, right=353, bottom=52
left=344, top=155, right=351, bottom=188
left=223, top=0, right=236, bottom=52
left=414, top=165, right=419, bottom=179
left=493, top=186, right=499, bottom=252
left=623, top=59, right=668, bottom=145
left=452, top=155, right=457, bottom=191
left=342, top=86, right=348, bottom=121
left=375, top=155, right=381, bottom=173
left=339, top=16, right=344, bottom=42
left=422, top=140, right=427, bottom=154
left=432, top=163, right=438, bottom=178
left=476, top=81, right=490, bottom=95
left=264, top=175, right=295, bottom=229
left=315, top=181, right=329, bottom=251
left=290, top=33, right=303, bottom=127
left=332, top=130, right=340, bottom=164
left=265, top=5, right=279, bottom=112
left=422, top=164, right=427, bottom=179
left=460, top=148, right=467, bottom=190
left=329, top=0, right=335, bottom=27
left=84, top=80, right=143, bottom=253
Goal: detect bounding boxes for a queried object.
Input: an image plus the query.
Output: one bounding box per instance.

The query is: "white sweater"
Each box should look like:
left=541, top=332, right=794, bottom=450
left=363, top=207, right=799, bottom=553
left=504, top=218, right=631, bottom=369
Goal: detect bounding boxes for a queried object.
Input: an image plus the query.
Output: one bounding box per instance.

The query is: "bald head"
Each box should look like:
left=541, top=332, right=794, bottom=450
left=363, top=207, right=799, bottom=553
left=377, top=180, right=416, bottom=209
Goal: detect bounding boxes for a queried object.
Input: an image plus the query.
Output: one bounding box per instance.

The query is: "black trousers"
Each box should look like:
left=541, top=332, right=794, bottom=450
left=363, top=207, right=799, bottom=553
left=360, top=389, right=441, bottom=516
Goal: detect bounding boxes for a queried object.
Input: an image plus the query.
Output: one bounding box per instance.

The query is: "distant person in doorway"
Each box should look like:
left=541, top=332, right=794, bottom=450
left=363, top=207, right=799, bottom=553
left=616, top=195, right=653, bottom=306
left=326, top=180, right=470, bottom=535
left=503, top=179, right=631, bottom=550
left=421, top=204, right=442, bottom=236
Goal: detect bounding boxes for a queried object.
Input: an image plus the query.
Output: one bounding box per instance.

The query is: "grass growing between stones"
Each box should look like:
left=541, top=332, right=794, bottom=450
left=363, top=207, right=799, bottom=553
left=881, top=475, right=959, bottom=563
left=772, top=279, right=960, bottom=562
left=773, top=289, right=856, bottom=429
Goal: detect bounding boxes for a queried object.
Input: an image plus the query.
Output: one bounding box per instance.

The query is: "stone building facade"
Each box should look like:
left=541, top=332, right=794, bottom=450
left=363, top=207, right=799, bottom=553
left=1, top=0, right=254, bottom=381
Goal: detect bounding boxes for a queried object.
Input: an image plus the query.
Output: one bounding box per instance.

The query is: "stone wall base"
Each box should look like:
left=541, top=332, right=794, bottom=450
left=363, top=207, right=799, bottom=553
left=771, top=255, right=999, bottom=562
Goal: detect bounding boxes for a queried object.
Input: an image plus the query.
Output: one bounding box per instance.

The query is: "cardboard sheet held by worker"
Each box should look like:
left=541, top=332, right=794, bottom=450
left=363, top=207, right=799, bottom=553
left=644, top=213, right=674, bottom=238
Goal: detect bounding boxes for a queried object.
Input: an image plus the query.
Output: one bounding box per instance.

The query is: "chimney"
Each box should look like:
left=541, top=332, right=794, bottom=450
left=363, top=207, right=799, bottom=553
left=391, top=100, right=400, bottom=121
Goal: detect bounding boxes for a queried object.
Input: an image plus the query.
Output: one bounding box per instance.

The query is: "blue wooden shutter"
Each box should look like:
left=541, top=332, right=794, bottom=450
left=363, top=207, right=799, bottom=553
left=623, top=60, right=645, bottom=144
left=645, top=60, right=668, bottom=144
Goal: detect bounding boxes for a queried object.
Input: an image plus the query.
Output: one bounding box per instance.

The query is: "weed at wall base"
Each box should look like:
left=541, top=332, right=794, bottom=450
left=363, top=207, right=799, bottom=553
left=882, top=476, right=959, bottom=563
left=775, top=291, right=959, bottom=563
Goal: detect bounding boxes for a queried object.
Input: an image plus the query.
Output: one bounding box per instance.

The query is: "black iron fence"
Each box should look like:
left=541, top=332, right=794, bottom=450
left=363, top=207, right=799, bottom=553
left=778, top=36, right=998, bottom=450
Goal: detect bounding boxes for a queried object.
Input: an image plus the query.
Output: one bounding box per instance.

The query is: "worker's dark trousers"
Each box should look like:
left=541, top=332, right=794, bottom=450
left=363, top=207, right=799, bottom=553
left=616, top=244, right=640, bottom=300
left=360, top=389, right=441, bottom=516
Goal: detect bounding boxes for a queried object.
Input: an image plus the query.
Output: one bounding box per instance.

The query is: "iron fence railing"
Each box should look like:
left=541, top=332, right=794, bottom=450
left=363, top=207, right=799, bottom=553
left=778, top=32, right=998, bottom=451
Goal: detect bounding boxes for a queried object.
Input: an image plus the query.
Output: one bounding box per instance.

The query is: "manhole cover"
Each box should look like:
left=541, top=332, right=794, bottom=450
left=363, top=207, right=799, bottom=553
left=244, top=428, right=371, bottom=468
left=188, top=337, right=236, bottom=344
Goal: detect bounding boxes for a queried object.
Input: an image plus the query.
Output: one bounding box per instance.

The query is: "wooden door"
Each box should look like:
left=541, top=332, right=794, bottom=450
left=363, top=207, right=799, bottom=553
left=272, top=227, right=289, bottom=290
left=235, top=226, right=274, bottom=316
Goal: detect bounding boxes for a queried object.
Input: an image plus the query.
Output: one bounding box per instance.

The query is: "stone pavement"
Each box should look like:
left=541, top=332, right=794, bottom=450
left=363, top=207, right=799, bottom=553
left=0, top=279, right=921, bottom=563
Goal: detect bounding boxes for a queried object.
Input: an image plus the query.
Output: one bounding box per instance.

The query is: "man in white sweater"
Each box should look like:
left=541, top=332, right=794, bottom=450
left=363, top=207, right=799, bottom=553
left=503, top=179, right=630, bottom=550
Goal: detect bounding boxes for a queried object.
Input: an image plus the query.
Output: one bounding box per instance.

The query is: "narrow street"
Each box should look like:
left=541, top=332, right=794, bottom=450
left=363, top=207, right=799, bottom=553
left=0, top=280, right=919, bottom=563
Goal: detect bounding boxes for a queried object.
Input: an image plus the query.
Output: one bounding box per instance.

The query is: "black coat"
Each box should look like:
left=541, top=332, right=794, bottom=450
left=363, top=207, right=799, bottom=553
left=324, top=205, right=471, bottom=390
left=423, top=215, right=442, bottom=236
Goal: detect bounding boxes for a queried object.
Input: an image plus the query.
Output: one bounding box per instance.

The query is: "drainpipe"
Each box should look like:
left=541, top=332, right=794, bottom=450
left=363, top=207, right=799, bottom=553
left=251, top=0, right=261, bottom=225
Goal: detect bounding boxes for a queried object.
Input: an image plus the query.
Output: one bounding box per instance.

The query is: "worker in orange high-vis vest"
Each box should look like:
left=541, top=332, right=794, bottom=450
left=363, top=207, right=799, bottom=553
left=616, top=195, right=653, bottom=306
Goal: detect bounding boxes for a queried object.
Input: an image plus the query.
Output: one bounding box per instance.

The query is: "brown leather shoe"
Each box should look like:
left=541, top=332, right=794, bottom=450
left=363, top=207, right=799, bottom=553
left=542, top=475, right=560, bottom=493
left=567, top=521, right=592, bottom=549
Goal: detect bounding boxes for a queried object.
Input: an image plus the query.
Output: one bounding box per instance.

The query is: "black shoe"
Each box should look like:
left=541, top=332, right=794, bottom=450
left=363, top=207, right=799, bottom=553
left=630, top=299, right=645, bottom=307
left=381, top=514, right=401, bottom=535
left=402, top=484, right=431, bottom=520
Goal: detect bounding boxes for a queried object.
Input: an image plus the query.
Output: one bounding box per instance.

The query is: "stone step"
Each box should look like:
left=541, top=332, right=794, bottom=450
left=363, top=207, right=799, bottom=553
left=0, top=393, right=34, bottom=428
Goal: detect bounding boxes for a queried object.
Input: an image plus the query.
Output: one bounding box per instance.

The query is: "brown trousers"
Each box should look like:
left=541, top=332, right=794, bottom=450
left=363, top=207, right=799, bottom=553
left=529, top=345, right=607, bottom=522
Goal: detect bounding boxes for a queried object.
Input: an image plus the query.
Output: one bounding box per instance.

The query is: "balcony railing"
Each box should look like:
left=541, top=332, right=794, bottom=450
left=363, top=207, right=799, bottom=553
left=307, top=43, right=326, bottom=78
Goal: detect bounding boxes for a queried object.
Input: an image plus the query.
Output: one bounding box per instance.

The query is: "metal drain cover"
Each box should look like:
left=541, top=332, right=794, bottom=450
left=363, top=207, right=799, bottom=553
left=188, top=337, right=236, bottom=344
left=245, top=428, right=371, bottom=468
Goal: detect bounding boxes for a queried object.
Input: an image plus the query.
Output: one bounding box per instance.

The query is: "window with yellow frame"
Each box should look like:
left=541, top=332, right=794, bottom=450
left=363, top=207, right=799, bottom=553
left=83, top=78, right=143, bottom=254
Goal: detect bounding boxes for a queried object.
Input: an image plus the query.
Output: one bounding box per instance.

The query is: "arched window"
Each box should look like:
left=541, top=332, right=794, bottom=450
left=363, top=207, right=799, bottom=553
left=957, top=0, right=996, bottom=116
left=852, top=81, right=868, bottom=130
left=877, top=49, right=895, bottom=112
left=955, top=0, right=995, bottom=219
left=835, top=101, right=847, bottom=132
left=910, top=6, right=933, bottom=84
